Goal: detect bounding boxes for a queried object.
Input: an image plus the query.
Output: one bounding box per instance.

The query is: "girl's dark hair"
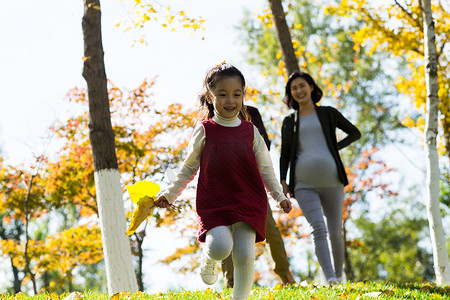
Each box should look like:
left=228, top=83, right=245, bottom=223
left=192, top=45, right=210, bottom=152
left=197, top=64, right=249, bottom=121
left=283, top=71, right=323, bottom=110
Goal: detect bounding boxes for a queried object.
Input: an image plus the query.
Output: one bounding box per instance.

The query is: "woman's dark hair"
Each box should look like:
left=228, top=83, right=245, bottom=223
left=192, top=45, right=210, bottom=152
left=197, top=64, right=249, bottom=121
left=283, top=71, right=323, bottom=110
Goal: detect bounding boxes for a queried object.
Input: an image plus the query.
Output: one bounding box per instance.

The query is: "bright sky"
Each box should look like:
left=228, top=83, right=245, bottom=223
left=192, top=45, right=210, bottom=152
left=0, top=0, right=265, bottom=165
left=0, top=0, right=434, bottom=294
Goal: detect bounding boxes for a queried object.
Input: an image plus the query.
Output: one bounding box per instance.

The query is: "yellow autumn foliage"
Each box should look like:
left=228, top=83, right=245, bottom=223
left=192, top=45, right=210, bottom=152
left=117, top=0, right=205, bottom=43
left=0, top=225, right=103, bottom=278
left=327, top=0, right=450, bottom=156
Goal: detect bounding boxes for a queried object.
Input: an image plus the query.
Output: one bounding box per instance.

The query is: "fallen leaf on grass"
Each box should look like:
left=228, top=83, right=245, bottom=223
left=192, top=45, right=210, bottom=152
left=363, top=291, right=382, bottom=298
left=109, top=293, right=120, bottom=300
left=274, top=283, right=283, bottom=290
left=381, top=289, right=395, bottom=295
left=63, top=292, right=83, bottom=300
left=300, top=280, right=309, bottom=287
left=47, top=293, right=59, bottom=300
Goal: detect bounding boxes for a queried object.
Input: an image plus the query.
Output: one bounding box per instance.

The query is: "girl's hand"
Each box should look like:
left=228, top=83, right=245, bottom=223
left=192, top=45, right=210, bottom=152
left=279, top=199, right=292, bottom=213
left=281, top=181, right=292, bottom=198
left=155, top=195, right=171, bottom=209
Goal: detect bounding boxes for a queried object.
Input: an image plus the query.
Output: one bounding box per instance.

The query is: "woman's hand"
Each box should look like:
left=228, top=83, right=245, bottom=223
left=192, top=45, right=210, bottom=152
left=154, top=195, right=171, bottom=209
left=281, top=181, right=292, bottom=198
left=279, top=199, right=292, bottom=213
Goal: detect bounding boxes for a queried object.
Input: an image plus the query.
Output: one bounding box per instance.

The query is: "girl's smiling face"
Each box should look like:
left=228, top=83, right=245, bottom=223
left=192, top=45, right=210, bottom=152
left=208, top=76, right=244, bottom=118
left=290, top=77, right=314, bottom=106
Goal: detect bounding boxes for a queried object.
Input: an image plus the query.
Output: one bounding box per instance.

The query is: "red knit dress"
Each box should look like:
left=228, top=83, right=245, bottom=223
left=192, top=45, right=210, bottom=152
left=196, top=119, right=268, bottom=243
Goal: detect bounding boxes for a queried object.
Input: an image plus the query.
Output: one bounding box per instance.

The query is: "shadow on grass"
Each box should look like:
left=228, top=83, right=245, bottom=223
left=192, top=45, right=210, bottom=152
left=396, top=281, right=450, bottom=295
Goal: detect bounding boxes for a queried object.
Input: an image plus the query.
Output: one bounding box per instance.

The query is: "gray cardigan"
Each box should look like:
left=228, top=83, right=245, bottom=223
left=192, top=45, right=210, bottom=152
left=280, top=105, right=361, bottom=193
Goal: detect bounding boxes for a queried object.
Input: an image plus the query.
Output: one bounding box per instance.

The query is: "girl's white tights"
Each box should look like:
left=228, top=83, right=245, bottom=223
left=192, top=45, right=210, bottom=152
left=204, top=222, right=256, bottom=300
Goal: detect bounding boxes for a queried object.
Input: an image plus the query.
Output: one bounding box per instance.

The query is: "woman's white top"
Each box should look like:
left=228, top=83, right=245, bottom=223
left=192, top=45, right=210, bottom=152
left=162, top=112, right=288, bottom=205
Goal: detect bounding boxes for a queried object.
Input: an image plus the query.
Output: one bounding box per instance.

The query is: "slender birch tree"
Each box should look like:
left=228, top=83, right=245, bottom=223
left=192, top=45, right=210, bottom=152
left=268, top=0, right=299, bottom=76
left=81, top=0, right=138, bottom=293
left=420, top=0, right=450, bottom=285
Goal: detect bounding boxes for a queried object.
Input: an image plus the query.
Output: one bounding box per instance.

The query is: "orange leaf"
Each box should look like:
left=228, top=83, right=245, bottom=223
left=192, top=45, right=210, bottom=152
left=109, top=293, right=120, bottom=300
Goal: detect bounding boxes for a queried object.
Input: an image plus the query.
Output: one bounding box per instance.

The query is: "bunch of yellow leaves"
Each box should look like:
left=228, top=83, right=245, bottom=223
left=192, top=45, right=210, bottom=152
left=125, top=181, right=160, bottom=235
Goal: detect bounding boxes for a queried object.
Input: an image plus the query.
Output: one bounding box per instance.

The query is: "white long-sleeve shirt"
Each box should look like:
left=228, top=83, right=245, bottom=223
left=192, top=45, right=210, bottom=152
left=162, top=113, right=288, bottom=205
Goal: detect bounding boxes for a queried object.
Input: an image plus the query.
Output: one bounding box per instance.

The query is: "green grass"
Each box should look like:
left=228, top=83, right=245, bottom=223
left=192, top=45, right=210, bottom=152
left=1, top=282, right=449, bottom=300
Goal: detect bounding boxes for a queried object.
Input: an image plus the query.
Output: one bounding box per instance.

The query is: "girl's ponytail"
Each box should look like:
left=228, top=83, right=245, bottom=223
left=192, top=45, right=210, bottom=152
left=197, top=92, right=215, bottom=121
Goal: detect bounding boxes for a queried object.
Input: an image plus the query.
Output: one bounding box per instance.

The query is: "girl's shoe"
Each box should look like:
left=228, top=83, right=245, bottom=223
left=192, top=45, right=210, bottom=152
left=200, top=257, right=218, bottom=285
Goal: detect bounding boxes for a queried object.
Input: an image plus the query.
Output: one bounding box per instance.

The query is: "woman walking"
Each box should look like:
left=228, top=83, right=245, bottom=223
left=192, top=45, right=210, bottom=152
left=280, top=71, right=360, bottom=284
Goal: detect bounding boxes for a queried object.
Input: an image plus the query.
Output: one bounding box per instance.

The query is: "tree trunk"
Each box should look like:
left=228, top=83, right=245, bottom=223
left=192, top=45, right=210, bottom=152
left=1, top=223, right=23, bottom=292
left=24, top=174, right=38, bottom=294
left=268, top=0, right=299, bottom=76
left=420, top=0, right=450, bottom=285
left=11, top=261, right=21, bottom=293
left=81, top=0, right=138, bottom=293
left=135, top=231, right=145, bottom=291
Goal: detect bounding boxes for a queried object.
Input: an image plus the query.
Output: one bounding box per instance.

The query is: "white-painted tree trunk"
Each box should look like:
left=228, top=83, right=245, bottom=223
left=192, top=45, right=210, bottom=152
left=95, top=169, right=138, bottom=293
left=421, top=0, right=450, bottom=285
left=425, top=133, right=450, bottom=285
